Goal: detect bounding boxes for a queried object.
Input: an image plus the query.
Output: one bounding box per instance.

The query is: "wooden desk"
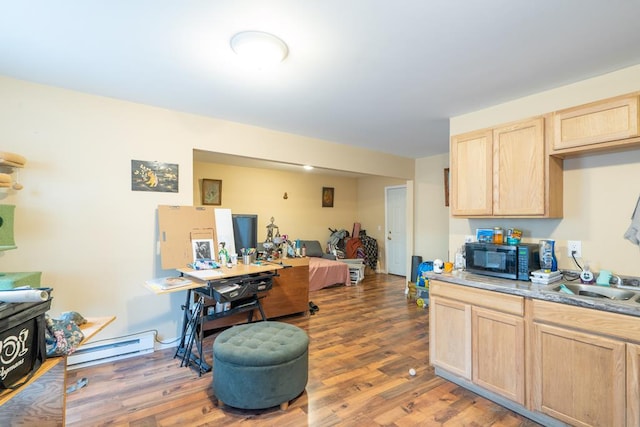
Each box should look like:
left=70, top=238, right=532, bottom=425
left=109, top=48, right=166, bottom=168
left=145, top=260, right=309, bottom=374
left=179, top=262, right=284, bottom=280
left=176, top=259, right=309, bottom=329
left=144, top=262, right=283, bottom=295
left=183, top=258, right=310, bottom=330
left=173, top=264, right=282, bottom=374
left=0, top=316, right=115, bottom=425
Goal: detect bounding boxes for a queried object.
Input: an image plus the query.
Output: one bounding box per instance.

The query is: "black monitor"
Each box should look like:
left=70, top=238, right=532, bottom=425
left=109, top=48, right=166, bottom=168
left=232, top=214, right=258, bottom=253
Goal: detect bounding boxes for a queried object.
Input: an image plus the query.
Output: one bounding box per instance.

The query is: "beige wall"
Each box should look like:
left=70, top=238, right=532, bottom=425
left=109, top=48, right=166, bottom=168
left=193, top=161, right=359, bottom=245
left=414, top=153, right=451, bottom=262
left=193, top=161, right=406, bottom=271
left=356, top=175, right=407, bottom=271
left=0, top=75, right=414, bottom=343
left=449, top=64, right=640, bottom=276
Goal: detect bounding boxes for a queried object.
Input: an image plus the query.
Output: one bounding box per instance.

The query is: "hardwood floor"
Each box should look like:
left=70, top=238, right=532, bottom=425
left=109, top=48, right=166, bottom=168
left=66, top=274, right=541, bottom=426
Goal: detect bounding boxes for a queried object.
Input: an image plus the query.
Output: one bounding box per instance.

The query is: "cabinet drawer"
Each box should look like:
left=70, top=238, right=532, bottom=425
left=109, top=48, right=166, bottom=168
left=430, top=280, right=523, bottom=316
left=531, top=299, right=640, bottom=343
left=553, top=94, right=639, bottom=150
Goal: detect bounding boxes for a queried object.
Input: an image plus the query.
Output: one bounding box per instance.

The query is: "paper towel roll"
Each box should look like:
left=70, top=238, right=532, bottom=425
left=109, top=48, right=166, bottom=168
left=0, top=289, right=49, bottom=302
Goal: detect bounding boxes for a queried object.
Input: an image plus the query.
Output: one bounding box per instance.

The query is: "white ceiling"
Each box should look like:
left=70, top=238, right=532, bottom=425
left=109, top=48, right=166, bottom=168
left=2, top=1, right=640, bottom=159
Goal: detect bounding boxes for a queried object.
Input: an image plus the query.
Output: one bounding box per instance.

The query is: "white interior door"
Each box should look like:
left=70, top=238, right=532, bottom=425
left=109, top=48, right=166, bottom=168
left=386, top=186, right=406, bottom=276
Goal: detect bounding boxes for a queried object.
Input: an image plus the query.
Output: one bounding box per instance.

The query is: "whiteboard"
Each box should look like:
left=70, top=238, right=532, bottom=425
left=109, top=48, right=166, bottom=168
left=214, top=208, right=236, bottom=257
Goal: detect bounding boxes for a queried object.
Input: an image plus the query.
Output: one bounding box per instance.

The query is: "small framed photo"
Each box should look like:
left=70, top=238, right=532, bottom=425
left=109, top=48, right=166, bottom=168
left=201, top=179, right=222, bottom=205
left=322, top=187, right=334, bottom=207
left=192, top=239, right=214, bottom=261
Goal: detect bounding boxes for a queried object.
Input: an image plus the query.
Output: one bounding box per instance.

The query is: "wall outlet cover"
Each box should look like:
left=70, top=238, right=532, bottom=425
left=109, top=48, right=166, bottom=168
left=567, top=240, right=582, bottom=258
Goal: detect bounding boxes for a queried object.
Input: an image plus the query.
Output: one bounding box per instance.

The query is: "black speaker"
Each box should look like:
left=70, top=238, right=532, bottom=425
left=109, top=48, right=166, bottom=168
left=410, top=255, right=423, bottom=283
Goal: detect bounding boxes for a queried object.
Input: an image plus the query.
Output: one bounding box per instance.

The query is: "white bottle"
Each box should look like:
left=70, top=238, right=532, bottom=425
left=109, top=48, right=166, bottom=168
left=454, top=246, right=465, bottom=270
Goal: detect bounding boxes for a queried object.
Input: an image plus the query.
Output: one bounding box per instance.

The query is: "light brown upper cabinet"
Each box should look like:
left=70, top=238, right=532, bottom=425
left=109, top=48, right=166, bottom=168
left=450, top=129, right=493, bottom=216
left=451, top=116, right=563, bottom=218
left=552, top=93, right=640, bottom=157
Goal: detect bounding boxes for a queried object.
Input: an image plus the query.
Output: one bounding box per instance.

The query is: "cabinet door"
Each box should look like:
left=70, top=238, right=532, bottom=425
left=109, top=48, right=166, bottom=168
left=429, top=296, right=471, bottom=379
left=450, top=130, right=493, bottom=216
left=472, top=307, right=525, bottom=405
left=554, top=94, right=639, bottom=150
left=532, top=322, right=625, bottom=427
left=628, top=343, right=640, bottom=427
left=493, top=117, right=545, bottom=216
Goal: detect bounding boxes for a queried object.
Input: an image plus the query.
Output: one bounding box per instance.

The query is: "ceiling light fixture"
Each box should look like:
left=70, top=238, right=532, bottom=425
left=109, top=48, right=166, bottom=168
left=230, top=31, right=289, bottom=68
left=303, top=165, right=314, bottom=171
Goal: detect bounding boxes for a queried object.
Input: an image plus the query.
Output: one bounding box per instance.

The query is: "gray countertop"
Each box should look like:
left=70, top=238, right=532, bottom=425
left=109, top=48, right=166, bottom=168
left=426, top=270, right=640, bottom=318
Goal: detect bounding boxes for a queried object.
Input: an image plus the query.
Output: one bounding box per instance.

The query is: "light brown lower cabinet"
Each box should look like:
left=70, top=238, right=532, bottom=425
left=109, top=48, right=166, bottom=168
left=431, top=281, right=640, bottom=427
left=429, top=280, right=525, bottom=402
left=472, top=307, right=525, bottom=405
left=532, top=322, right=626, bottom=427
left=627, top=343, right=640, bottom=427
left=429, top=295, right=471, bottom=380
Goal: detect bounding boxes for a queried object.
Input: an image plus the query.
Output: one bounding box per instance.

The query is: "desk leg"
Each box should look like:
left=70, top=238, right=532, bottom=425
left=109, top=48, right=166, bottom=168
left=251, top=295, right=267, bottom=321
left=174, top=290, right=211, bottom=374
left=173, top=288, right=192, bottom=360
left=257, top=299, right=267, bottom=321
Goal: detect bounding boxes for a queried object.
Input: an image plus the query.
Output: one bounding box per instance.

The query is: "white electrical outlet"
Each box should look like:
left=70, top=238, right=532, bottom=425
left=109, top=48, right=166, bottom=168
left=567, top=240, right=582, bottom=258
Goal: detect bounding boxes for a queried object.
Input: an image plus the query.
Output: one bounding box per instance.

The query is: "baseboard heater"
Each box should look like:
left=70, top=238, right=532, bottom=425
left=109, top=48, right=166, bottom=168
left=67, top=331, right=155, bottom=370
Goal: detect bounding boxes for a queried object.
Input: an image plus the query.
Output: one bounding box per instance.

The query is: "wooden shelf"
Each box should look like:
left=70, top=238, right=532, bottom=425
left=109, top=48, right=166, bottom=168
left=80, top=316, right=116, bottom=345
left=0, top=159, right=24, bottom=168
left=0, top=358, right=64, bottom=405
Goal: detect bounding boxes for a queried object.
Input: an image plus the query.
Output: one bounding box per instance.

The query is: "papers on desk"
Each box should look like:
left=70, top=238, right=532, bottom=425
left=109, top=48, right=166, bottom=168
left=145, top=276, right=193, bottom=290
left=183, top=269, right=224, bottom=280
left=212, top=282, right=241, bottom=294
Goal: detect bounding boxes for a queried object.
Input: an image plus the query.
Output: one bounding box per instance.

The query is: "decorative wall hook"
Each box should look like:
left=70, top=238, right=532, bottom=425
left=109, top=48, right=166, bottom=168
left=0, top=152, right=26, bottom=191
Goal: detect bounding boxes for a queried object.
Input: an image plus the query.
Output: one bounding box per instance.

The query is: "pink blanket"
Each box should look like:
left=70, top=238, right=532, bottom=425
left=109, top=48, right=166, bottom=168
left=309, top=257, right=350, bottom=291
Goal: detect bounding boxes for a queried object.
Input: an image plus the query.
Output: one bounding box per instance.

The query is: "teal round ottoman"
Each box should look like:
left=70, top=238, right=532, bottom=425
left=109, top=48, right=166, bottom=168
left=213, top=321, right=309, bottom=410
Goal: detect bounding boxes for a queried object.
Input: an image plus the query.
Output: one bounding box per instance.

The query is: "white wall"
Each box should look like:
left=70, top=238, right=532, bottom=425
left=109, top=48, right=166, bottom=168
left=413, top=153, right=451, bottom=262
left=448, top=64, right=640, bottom=276
left=0, top=76, right=414, bottom=343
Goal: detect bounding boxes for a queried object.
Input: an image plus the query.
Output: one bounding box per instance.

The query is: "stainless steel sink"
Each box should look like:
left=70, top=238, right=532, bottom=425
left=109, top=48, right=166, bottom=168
left=544, top=283, right=640, bottom=303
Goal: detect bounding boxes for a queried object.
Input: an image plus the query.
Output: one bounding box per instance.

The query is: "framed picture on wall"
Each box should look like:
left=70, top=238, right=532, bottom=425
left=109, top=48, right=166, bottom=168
left=201, top=179, right=222, bottom=205
left=131, top=160, right=179, bottom=193
left=322, top=187, right=334, bottom=207
left=444, top=168, right=450, bottom=207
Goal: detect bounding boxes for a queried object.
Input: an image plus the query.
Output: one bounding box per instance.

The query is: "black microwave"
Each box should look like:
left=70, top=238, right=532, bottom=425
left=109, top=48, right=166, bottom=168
left=465, top=242, right=540, bottom=281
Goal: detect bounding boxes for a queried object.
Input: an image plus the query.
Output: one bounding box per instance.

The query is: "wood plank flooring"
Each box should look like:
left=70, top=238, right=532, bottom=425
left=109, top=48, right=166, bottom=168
left=66, top=273, right=542, bottom=426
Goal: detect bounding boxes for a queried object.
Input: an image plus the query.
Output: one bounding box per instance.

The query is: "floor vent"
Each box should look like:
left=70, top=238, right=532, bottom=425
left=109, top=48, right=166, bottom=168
left=67, top=331, right=155, bottom=370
